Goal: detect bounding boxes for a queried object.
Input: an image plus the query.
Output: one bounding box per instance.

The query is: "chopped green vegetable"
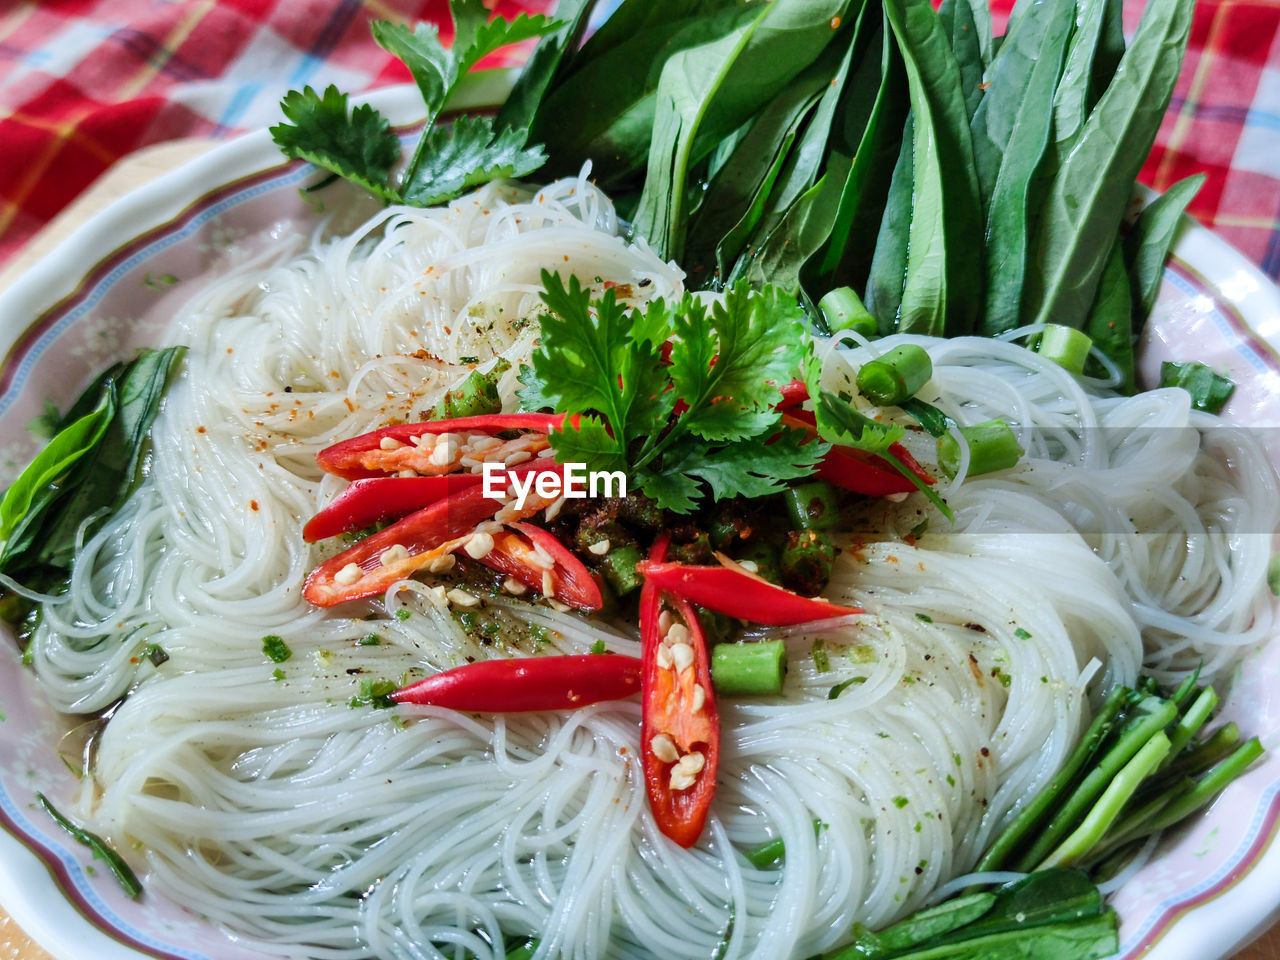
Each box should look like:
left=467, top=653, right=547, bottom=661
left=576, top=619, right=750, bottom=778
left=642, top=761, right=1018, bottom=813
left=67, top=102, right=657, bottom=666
left=1035, top=325, right=1094, bottom=375
left=590, top=639, right=607, bottom=655
left=828, top=675, right=866, bottom=699
left=819, top=286, right=878, bottom=336
left=856, top=343, right=933, bottom=406
left=712, top=640, right=787, bottom=696
left=1269, top=554, right=1280, bottom=596
left=937, top=419, right=1023, bottom=479
left=143, top=644, right=169, bottom=667
left=262, top=635, right=293, bottom=664
left=428, top=361, right=509, bottom=419
left=350, top=677, right=398, bottom=709
left=358, top=633, right=382, bottom=647
left=1159, top=361, right=1235, bottom=414
left=37, top=793, right=142, bottom=899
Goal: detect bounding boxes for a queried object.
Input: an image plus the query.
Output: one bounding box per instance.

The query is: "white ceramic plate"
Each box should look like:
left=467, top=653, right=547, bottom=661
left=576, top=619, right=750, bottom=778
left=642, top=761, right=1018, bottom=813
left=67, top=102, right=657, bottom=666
left=0, top=81, right=1279, bottom=960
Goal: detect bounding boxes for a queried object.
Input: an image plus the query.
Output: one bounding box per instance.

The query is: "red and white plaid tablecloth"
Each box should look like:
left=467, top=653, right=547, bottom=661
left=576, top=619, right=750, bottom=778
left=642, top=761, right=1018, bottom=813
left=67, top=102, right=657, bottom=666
left=1, top=0, right=1278, bottom=281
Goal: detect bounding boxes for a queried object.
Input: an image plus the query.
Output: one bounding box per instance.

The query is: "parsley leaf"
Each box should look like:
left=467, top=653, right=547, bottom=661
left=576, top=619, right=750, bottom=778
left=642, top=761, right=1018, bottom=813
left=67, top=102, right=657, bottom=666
left=400, top=116, right=548, bottom=206
left=270, top=86, right=401, bottom=202
left=521, top=272, right=824, bottom=513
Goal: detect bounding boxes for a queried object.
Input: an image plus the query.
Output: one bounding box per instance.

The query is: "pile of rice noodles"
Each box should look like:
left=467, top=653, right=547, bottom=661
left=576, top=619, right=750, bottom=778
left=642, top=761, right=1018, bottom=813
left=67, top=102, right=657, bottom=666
left=25, top=173, right=1277, bottom=960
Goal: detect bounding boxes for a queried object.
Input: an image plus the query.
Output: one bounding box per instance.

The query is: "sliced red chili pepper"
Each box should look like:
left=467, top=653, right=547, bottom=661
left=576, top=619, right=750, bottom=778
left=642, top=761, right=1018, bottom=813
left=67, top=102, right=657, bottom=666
left=781, top=411, right=933, bottom=497
left=302, top=475, right=483, bottom=542
left=637, top=555, right=862, bottom=625
left=777, top=378, right=808, bottom=409
left=316, top=413, right=570, bottom=480
left=302, top=461, right=565, bottom=607
left=391, top=654, right=642, bottom=712
left=641, top=535, right=720, bottom=849
left=476, top=522, right=603, bottom=611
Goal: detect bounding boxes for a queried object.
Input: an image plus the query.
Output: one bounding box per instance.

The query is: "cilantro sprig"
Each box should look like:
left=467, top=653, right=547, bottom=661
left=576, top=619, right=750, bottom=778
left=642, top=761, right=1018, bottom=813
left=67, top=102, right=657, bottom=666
left=519, top=272, right=824, bottom=513
left=270, top=4, right=559, bottom=207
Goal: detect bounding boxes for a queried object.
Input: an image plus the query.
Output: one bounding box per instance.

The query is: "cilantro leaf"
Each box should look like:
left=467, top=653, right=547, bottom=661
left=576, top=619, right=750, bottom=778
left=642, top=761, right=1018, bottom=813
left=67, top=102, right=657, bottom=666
left=669, top=285, right=807, bottom=443
left=399, top=116, right=548, bottom=206
left=548, top=415, right=628, bottom=476
left=371, top=21, right=455, bottom=128
left=276, top=11, right=558, bottom=210
left=526, top=272, right=671, bottom=446
left=522, top=274, right=824, bottom=513
left=654, top=427, right=823, bottom=502
left=270, top=86, right=401, bottom=201
left=453, top=7, right=561, bottom=77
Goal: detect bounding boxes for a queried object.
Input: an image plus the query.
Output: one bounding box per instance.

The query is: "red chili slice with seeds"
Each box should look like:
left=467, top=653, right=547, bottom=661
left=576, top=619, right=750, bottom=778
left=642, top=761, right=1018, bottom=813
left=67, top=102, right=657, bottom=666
left=640, top=534, right=720, bottom=849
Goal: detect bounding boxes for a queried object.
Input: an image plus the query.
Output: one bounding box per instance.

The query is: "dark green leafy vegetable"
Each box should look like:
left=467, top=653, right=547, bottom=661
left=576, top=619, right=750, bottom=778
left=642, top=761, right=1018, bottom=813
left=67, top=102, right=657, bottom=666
left=1025, top=0, right=1194, bottom=331
left=1084, top=234, right=1137, bottom=391
left=864, top=117, right=915, bottom=331
left=493, top=0, right=599, bottom=134
left=37, top=793, right=142, bottom=899
left=0, top=347, right=184, bottom=576
left=634, top=0, right=853, bottom=262
left=973, top=0, right=1074, bottom=334
left=827, top=869, right=1117, bottom=960
left=1159, top=361, right=1235, bottom=413
left=882, top=0, right=982, bottom=336
left=1124, top=173, right=1205, bottom=325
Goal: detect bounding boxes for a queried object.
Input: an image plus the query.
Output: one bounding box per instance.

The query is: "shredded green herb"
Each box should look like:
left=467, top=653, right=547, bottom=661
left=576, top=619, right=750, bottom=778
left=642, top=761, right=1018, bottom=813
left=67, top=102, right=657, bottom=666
left=262, top=635, right=292, bottom=663
left=37, top=793, right=142, bottom=899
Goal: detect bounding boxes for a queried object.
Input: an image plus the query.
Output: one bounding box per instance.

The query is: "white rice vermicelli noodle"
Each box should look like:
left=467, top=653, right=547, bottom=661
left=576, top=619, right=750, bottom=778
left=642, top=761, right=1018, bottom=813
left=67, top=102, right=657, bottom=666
left=25, top=175, right=1277, bottom=959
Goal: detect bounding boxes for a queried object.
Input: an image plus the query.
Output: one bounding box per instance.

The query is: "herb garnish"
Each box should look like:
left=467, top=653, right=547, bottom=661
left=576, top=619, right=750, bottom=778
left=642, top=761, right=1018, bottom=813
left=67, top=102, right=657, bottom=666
left=262, top=635, right=292, bottom=663
left=270, top=6, right=559, bottom=209
left=519, top=272, right=824, bottom=513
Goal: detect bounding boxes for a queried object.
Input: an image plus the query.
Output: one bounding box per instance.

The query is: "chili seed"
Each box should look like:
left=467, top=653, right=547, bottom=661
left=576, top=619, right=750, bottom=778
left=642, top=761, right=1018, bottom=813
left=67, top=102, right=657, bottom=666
left=503, top=577, right=527, bottom=595
left=541, top=571, right=555, bottom=598
left=504, top=450, right=532, bottom=467
left=650, top=734, right=679, bottom=764
left=691, top=683, right=706, bottom=712
left=380, top=544, right=410, bottom=567
left=428, top=553, right=456, bottom=574
left=670, top=642, right=695, bottom=673
left=379, top=436, right=403, bottom=451
left=656, top=645, right=674, bottom=670
left=587, top=539, right=611, bottom=556
left=397, top=469, right=418, bottom=478
left=666, top=622, right=690, bottom=646
left=335, top=563, right=362, bottom=585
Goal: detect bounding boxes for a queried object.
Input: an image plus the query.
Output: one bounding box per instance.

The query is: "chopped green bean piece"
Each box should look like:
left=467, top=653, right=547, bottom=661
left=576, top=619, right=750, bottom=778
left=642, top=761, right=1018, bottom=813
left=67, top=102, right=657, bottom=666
left=938, top=419, right=1023, bottom=479
left=856, top=344, right=934, bottom=406
left=784, top=482, right=840, bottom=531
left=819, top=287, right=877, bottom=337
left=712, top=640, right=786, bottom=696
left=1035, top=324, right=1094, bottom=374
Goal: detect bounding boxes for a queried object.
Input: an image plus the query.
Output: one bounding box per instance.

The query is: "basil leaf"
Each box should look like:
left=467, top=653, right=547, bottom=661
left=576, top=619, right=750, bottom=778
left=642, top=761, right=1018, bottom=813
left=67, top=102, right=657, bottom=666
left=1159, top=361, right=1235, bottom=414
left=1026, top=0, right=1195, bottom=331
left=1084, top=234, right=1136, bottom=392
left=634, top=0, right=855, bottom=262
left=864, top=114, right=915, bottom=332
left=0, top=390, right=114, bottom=552
left=883, top=0, right=983, bottom=337
left=975, top=0, right=1075, bottom=334
left=495, top=0, right=600, bottom=134
left=813, top=14, right=909, bottom=294
left=35, top=347, right=185, bottom=571
left=1123, top=173, right=1205, bottom=326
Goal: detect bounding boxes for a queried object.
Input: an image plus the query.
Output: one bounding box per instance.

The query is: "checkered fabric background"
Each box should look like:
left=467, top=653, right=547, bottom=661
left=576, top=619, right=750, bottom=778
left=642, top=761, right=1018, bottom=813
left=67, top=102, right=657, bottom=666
left=0, top=0, right=1277, bottom=280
